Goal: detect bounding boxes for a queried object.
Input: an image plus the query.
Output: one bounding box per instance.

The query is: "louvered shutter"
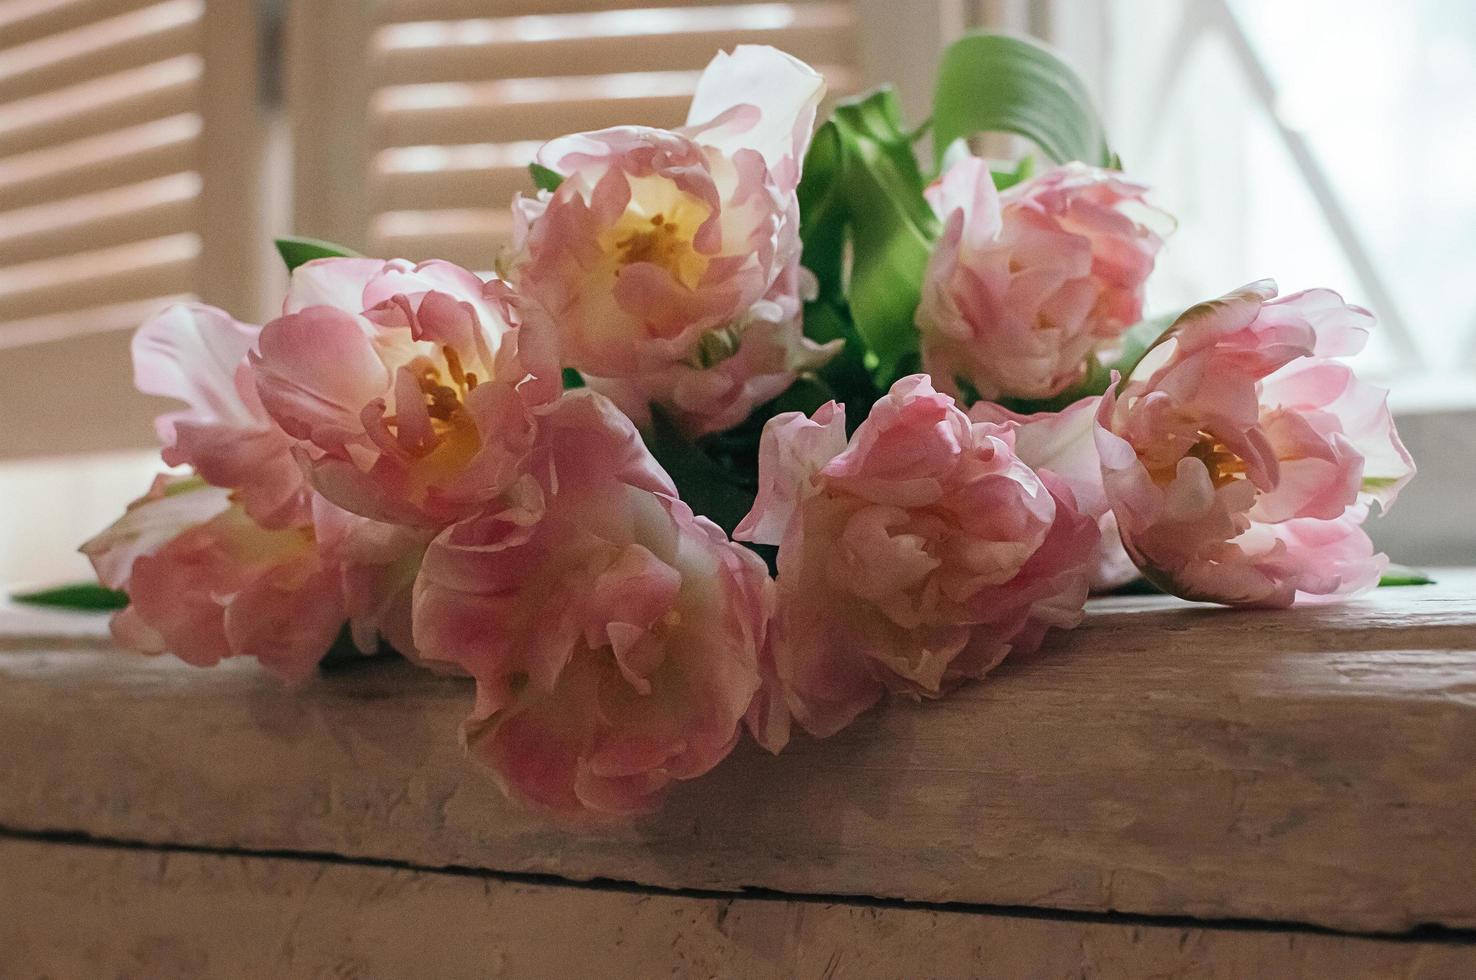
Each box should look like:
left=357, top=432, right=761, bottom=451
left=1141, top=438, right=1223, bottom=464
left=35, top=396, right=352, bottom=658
left=288, top=0, right=870, bottom=273
left=0, top=0, right=270, bottom=459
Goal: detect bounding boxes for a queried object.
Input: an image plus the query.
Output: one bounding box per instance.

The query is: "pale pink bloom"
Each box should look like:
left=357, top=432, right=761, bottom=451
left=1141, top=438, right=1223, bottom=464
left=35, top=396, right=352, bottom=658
left=251, top=257, right=548, bottom=527
left=83, top=475, right=431, bottom=675
left=970, top=395, right=1138, bottom=591
left=918, top=158, right=1170, bottom=401
left=735, top=375, right=1098, bottom=750
left=413, top=389, right=769, bottom=819
left=310, top=496, right=431, bottom=660
left=1093, top=280, right=1415, bottom=606
left=511, top=45, right=834, bottom=435
left=82, top=475, right=344, bottom=682
left=589, top=259, right=838, bottom=436
left=132, top=303, right=308, bottom=528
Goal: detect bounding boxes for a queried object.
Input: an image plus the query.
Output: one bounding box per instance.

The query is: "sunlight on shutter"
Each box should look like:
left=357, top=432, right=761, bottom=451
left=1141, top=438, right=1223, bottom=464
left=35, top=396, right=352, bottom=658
left=367, top=1, right=861, bottom=272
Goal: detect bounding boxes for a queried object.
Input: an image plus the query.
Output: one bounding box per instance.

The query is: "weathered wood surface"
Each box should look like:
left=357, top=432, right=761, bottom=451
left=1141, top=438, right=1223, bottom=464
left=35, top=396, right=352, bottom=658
left=4, top=837, right=1472, bottom=980
left=1, top=575, right=1474, bottom=936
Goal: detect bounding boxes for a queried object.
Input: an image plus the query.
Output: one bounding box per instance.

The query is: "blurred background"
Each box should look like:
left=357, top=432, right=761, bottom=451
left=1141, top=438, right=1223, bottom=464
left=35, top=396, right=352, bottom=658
left=1, top=0, right=1471, bottom=585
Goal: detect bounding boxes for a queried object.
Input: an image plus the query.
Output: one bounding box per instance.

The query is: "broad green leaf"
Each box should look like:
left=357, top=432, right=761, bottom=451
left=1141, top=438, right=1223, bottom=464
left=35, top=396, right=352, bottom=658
left=1379, top=565, right=1435, bottom=587
left=529, top=163, right=564, bottom=192
left=795, top=88, right=943, bottom=401
left=932, top=33, right=1114, bottom=171
left=11, top=582, right=128, bottom=610
left=561, top=367, right=586, bottom=390
left=991, top=154, right=1035, bottom=191
left=796, top=122, right=875, bottom=407
left=802, top=300, right=879, bottom=417
left=275, top=236, right=360, bottom=272
left=644, top=409, right=757, bottom=537
left=797, top=122, right=848, bottom=304
left=1106, top=311, right=1180, bottom=382
left=828, top=88, right=939, bottom=385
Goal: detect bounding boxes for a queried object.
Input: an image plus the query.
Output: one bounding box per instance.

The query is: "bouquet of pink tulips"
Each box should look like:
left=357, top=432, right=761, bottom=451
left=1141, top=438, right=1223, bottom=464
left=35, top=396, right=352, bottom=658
left=77, top=39, right=1414, bottom=820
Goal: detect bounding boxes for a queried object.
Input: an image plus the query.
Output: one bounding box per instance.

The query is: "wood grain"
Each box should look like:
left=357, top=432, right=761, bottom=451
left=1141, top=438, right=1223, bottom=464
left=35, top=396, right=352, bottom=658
left=3, top=836, right=1470, bottom=980
left=1, top=575, right=1473, bottom=934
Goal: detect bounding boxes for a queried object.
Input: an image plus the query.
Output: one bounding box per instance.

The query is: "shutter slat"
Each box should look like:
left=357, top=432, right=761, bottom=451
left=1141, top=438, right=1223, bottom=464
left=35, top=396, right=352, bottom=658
left=0, top=293, right=188, bottom=349
left=0, top=0, right=200, bottom=106
left=377, top=0, right=818, bottom=23
left=374, top=162, right=531, bottom=212
left=376, top=16, right=852, bottom=86
left=372, top=208, right=512, bottom=270
left=0, top=55, right=199, bottom=160
left=364, top=2, right=859, bottom=281
left=0, top=0, right=160, bottom=50
left=0, top=324, right=165, bottom=458
left=376, top=83, right=693, bottom=149
left=0, top=173, right=198, bottom=266
left=0, top=114, right=198, bottom=211
left=0, top=233, right=196, bottom=322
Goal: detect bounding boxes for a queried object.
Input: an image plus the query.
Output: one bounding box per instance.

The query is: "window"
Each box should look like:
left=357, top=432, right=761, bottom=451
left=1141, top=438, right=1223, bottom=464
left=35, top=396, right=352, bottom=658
left=0, top=0, right=271, bottom=584
left=1031, top=0, right=1476, bottom=564
left=1069, top=0, right=1476, bottom=403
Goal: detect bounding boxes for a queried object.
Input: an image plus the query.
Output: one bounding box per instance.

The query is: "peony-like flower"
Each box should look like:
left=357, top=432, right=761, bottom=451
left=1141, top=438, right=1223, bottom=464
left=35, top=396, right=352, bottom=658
left=310, top=495, right=431, bottom=660
left=917, top=157, right=1171, bottom=402
left=970, top=395, right=1138, bottom=591
left=82, top=475, right=345, bottom=682
left=133, top=303, right=309, bottom=528
left=1093, top=280, right=1415, bottom=606
left=83, top=474, right=431, bottom=677
left=413, top=389, right=770, bottom=819
left=586, top=259, right=838, bottom=436
left=734, top=374, right=1098, bottom=750
left=251, top=257, right=549, bottom=527
left=509, top=45, right=835, bottom=436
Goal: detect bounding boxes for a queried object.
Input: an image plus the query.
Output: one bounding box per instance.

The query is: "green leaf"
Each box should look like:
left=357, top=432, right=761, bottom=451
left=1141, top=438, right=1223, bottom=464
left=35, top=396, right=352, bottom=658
left=828, top=88, right=939, bottom=385
left=275, top=236, right=360, bottom=272
left=932, top=33, right=1114, bottom=171
left=529, top=163, right=564, bottom=192
left=797, top=122, right=848, bottom=305
left=561, top=367, right=585, bottom=390
left=1379, top=565, right=1435, bottom=587
left=991, top=154, right=1035, bottom=191
left=643, top=409, right=757, bottom=537
left=11, top=582, right=128, bottom=611
left=1105, top=311, right=1180, bottom=382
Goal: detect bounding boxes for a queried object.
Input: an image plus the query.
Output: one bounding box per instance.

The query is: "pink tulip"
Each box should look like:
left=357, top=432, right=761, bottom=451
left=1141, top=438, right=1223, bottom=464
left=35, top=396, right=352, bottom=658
left=132, top=303, right=309, bottom=528
left=251, top=257, right=550, bottom=528
left=970, top=395, right=1138, bottom=591
left=510, top=45, right=833, bottom=436
left=82, top=472, right=432, bottom=677
left=413, top=389, right=770, bottom=819
left=1093, top=280, right=1415, bottom=606
left=735, top=375, right=1098, bottom=750
left=587, top=259, right=839, bottom=435
left=82, top=476, right=344, bottom=682
left=918, top=158, right=1170, bottom=401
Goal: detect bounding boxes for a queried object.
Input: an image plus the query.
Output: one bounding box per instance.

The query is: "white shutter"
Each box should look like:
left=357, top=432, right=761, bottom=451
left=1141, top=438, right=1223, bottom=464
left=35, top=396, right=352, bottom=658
left=288, top=0, right=866, bottom=273
left=0, top=0, right=270, bottom=459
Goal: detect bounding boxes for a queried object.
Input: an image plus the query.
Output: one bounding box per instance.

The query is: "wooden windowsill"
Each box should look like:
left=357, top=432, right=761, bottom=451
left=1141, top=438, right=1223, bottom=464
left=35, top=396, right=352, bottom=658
left=3, top=572, right=1475, bottom=973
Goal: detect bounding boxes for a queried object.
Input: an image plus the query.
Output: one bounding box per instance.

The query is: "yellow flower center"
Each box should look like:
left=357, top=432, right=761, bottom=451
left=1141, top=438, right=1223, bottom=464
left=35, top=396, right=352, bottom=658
left=417, top=345, right=478, bottom=428
left=599, top=178, right=712, bottom=291
left=1145, top=430, right=1247, bottom=489
left=1186, top=432, right=1248, bottom=488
